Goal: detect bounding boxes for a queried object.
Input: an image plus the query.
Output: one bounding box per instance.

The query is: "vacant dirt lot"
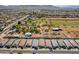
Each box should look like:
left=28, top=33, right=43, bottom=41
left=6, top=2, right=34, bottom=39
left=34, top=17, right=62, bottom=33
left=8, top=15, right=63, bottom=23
left=64, top=28, right=79, bottom=31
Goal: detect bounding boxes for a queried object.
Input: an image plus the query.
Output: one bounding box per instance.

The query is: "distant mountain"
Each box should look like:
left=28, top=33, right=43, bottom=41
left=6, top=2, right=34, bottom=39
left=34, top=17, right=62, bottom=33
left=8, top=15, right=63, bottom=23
left=0, top=5, right=79, bottom=10
left=0, top=5, right=60, bottom=10
left=56, top=5, right=79, bottom=10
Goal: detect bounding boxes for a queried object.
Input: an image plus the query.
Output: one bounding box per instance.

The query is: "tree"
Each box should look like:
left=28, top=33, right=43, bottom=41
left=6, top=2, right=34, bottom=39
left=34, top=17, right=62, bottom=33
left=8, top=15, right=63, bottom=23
left=18, top=21, right=21, bottom=24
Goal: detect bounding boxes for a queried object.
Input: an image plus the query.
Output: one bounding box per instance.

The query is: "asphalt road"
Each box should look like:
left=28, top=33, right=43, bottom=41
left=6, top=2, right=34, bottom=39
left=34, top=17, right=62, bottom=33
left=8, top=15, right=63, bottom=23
left=0, top=48, right=79, bottom=54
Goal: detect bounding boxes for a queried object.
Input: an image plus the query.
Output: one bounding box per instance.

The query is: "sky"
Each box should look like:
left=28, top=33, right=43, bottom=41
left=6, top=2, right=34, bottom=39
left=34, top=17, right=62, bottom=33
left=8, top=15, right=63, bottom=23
left=0, top=0, right=79, bottom=5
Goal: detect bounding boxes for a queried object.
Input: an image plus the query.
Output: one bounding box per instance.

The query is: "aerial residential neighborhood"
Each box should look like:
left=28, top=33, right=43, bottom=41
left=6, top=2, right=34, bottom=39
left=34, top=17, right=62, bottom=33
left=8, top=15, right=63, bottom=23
left=0, top=5, right=79, bottom=54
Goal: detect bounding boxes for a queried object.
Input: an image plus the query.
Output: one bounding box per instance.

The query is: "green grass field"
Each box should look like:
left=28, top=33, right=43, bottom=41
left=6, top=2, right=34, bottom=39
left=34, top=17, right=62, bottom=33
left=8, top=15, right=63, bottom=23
left=51, top=20, right=79, bottom=26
